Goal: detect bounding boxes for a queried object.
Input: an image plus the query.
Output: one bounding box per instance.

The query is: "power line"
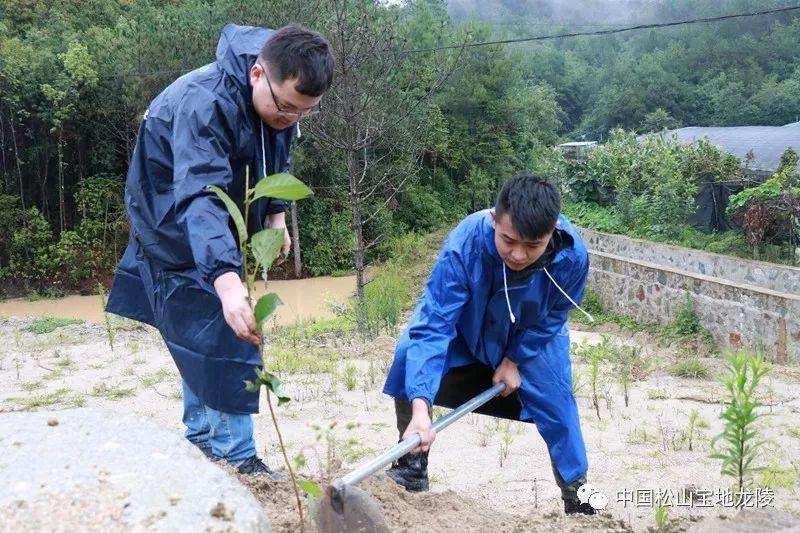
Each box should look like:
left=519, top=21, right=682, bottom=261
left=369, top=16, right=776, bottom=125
left=84, top=3, right=800, bottom=81
left=404, top=4, right=800, bottom=53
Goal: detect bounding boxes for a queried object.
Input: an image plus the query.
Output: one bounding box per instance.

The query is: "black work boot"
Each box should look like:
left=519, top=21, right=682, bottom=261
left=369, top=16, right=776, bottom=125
left=236, top=456, right=286, bottom=480
left=386, top=451, right=429, bottom=492
left=564, top=498, right=599, bottom=515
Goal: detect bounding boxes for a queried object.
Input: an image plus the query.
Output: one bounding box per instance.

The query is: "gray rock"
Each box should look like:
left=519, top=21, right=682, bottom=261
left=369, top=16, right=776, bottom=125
left=689, top=508, right=800, bottom=532
left=0, top=408, right=269, bottom=532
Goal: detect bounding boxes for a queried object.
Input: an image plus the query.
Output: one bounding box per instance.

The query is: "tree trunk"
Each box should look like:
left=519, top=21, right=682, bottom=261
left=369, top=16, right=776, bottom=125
left=348, top=148, right=367, bottom=336
left=8, top=113, right=25, bottom=210
left=290, top=201, right=302, bottom=278
left=0, top=110, right=7, bottom=193
left=58, top=129, right=65, bottom=234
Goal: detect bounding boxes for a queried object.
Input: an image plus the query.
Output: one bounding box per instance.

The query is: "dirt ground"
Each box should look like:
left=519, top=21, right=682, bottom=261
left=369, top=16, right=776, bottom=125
left=1, top=315, right=799, bottom=532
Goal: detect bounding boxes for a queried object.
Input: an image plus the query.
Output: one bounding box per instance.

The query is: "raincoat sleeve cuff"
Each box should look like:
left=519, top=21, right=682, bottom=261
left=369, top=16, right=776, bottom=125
left=263, top=198, right=288, bottom=215
left=209, top=266, right=241, bottom=286
left=407, top=390, right=434, bottom=407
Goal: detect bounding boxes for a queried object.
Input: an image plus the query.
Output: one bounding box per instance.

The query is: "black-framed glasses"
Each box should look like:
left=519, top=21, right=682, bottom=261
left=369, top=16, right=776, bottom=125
left=258, top=61, right=321, bottom=119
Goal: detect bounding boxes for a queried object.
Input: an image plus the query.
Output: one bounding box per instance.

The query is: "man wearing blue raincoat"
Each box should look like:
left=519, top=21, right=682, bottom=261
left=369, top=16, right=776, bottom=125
left=106, top=24, right=334, bottom=476
left=383, top=174, right=598, bottom=514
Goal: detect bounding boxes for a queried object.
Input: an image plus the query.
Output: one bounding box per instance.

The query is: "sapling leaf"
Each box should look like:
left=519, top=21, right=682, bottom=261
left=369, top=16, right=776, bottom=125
left=265, top=369, right=291, bottom=405
left=252, top=229, right=285, bottom=271
left=299, top=480, right=322, bottom=498
left=252, top=173, right=313, bottom=201
left=254, top=293, right=283, bottom=329
left=207, top=185, right=247, bottom=248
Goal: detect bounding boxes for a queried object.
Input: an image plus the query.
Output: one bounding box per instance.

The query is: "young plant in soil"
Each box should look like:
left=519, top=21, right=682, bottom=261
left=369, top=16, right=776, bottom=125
left=98, top=283, right=115, bottom=351
left=710, top=349, right=770, bottom=498
left=209, top=167, right=314, bottom=529
left=588, top=348, right=603, bottom=420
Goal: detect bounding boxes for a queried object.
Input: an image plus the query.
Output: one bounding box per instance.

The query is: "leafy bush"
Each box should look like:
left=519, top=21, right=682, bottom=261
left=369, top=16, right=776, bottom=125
left=299, top=199, right=354, bottom=277
left=10, top=208, right=60, bottom=289
left=396, top=185, right=447, bottom=232
left=562, top=202, right=624, bottom=233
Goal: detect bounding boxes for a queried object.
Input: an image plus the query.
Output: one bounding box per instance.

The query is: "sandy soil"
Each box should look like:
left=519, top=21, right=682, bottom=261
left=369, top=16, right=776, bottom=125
left=1, top=316, right=799, bottom=532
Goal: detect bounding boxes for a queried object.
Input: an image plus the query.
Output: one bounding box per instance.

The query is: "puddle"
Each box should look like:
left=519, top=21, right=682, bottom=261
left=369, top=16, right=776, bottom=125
left=0, top=276, right=356, bottom=326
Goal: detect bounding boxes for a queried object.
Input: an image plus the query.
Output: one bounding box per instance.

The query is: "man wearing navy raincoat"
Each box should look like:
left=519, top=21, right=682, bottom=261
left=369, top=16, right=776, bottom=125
left=383, top=174, right=598, bottom=514
left=106, top=24, right=334, bottom=476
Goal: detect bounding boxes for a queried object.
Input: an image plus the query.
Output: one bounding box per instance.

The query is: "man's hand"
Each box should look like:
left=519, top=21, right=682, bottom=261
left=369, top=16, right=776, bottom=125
left=493, top=357, right=521, bottom=397
left=402, top=398, right=436, bottom=453
left=267, top=212, right=291, bottom=265
left=214, top=271, right=259, bottom=345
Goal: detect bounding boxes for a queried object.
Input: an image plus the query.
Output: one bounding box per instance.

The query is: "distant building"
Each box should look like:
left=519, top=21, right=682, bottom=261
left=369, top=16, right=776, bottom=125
left=642, top=121, right=800, bottom=232
left=557, top=141, right=597, bottom=160
left=653, top=121, right=800, bottom=178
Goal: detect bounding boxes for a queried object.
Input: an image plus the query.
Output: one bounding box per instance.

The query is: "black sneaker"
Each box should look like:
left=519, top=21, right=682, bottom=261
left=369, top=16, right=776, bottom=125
left=236, top=456, right=286, bottom=480
left=564, top=498, right=599, bottom=515
left=386, top=451, right=429, bottom=492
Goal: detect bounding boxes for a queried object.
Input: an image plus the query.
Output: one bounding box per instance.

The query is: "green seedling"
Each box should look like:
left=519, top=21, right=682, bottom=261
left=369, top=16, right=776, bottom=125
left=499, top=421, right=514, bottom=467
left=98, top=283, right=115, bottom=351
left=683, top=408, right=709, bottom=451
left=710, top=350, right=770, bottom=497
left=342, top=362, right=358, bottom=391
left=654, top=498, right=669, bottom=532
left=589, top=348, right=603, bottom=420
left=209, top=166, right=312, bottom=530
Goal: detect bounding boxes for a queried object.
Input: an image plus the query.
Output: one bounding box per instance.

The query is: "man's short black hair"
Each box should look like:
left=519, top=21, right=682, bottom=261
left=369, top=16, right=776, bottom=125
left=495, top=173, right=561, bottom=240
left=260, top=24, right=334, bottom=97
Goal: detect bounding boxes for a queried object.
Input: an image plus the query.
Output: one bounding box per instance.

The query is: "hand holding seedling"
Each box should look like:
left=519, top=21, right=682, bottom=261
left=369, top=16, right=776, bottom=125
left=493, top=357, right=520, bottom=397
left=214, top=271, right=259, bottom=345
left=404, top=398, right=436, bottom=453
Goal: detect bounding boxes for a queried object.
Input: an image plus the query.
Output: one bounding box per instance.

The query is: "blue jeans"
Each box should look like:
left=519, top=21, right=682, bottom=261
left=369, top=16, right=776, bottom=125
left=182, top=381, right=256, bottom=463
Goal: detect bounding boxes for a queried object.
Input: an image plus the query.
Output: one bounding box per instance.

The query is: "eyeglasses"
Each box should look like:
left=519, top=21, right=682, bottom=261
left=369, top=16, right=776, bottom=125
left=258, top=61, right=320, bottom=119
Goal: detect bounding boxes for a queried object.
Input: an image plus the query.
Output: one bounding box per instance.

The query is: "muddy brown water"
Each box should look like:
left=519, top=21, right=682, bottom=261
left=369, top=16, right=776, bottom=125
left=0, top=275, right=356, bottom=326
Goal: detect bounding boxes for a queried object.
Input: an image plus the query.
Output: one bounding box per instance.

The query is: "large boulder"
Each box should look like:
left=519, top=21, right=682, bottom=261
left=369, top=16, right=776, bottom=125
left=0, top=408, right=269, bottom=532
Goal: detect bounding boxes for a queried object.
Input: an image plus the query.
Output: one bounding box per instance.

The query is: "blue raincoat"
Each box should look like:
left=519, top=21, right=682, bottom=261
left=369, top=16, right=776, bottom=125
left=106, top=24, right=295, bottom=414
left=383, top=210, right=590, bottom=483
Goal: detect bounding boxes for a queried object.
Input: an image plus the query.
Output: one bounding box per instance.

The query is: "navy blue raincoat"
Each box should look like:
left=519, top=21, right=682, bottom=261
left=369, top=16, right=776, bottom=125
left=106, top=24, right=295, bottom=414
left=383, top=210, right=590, bottom=483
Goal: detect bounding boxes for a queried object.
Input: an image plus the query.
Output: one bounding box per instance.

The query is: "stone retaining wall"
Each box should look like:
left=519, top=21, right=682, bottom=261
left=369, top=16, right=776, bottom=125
left=578, top=228, right=800, bottom=364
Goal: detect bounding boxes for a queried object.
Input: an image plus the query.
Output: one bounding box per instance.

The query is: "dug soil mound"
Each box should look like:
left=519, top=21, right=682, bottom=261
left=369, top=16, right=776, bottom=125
left=236, top=470, right=633, bottom=533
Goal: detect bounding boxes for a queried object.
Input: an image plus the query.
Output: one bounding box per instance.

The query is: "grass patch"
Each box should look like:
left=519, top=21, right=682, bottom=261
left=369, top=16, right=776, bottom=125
left=20, top=380, right=44, bottom=392
left=91, top=382, right=136, bottom=400
left=759, top=461, right=798, bottom=489
left=8, top=388, right=85, bottom=410
left=24, top=316, right=84, bottom=334
left=266, top=345, right=340, bottom=374
left=669, top=359, right=709, bottom=379
left=139, top=369, right=172, bottom=388
left=108, top=314, right=146, bottom=332
left=647, top=388, right=670, bottom=400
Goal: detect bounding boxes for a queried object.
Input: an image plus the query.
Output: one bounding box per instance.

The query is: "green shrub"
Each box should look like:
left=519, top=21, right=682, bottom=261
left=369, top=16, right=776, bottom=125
left=670, top=291, right=703, bottom=336
left=396, top=185, right=447, bottom=232
left=10, top=208, right=59, bottom=288
left=669, top=359, right=709, bottom=379
left=300, top=199, right=354, bottom=276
